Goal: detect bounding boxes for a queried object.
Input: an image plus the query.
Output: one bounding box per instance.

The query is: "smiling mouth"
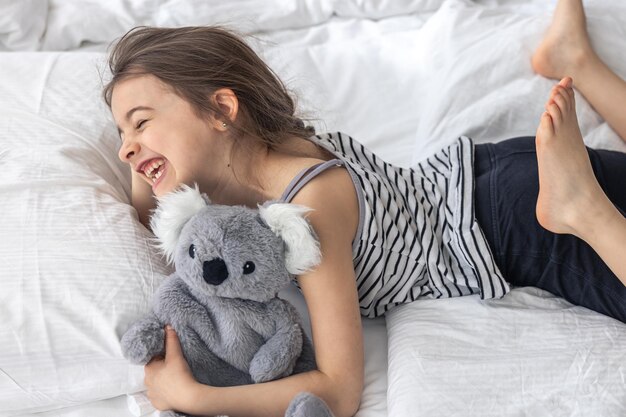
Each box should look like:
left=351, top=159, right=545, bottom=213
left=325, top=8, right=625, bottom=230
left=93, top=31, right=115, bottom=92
left=147, top=162, right=167, bottom=189
left=150, top=164, right=165, bottom=183
left=142, top=158, right=164, bottom=180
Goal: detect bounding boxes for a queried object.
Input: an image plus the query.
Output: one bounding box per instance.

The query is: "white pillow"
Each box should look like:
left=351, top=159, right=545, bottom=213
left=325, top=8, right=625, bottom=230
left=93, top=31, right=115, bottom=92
left=41, top=0, right=144, bottom=51
left=0, top=52, right=172, bottom=416
left=152, top=0, right=333, bottom=35
left=0, top=0, right=48, bottom=51
left=41, top=0, right=334, bottom=51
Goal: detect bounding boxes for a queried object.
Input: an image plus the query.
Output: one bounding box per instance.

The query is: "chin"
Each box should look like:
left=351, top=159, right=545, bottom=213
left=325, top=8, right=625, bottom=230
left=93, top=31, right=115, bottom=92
left=154, top=178, right=183, bottom=197
left=154, top=186, right=173, bottom=198
left=152, top=181, right=170, bottom=197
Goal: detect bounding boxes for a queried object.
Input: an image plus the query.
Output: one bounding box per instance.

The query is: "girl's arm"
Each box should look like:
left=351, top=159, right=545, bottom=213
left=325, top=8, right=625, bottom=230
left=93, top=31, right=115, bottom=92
left=143, top=167, right=364, bottom=417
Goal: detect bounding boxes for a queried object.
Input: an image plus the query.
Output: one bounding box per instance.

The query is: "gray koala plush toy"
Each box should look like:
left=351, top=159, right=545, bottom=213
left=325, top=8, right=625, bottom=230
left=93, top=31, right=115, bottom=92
left=120, top=184, right=335, bottom=417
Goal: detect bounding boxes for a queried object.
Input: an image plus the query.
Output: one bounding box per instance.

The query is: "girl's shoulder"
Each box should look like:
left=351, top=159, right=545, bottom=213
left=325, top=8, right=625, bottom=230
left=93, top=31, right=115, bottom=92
left=278, top=134, right=359, bottom=234
left=281, top=134, right=336, bottom=162
left=287, top=159, right=359, bottom=244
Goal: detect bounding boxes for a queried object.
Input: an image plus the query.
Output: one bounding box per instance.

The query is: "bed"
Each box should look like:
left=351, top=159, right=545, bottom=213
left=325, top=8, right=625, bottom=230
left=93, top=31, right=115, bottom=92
left=1, top=0, right=625, bottom=416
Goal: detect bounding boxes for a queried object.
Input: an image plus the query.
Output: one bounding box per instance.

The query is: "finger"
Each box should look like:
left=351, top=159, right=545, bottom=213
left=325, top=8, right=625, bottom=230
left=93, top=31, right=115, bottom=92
left=146, top=354, right=164, bottom=367
left=164, top=325, right=183, bottom=359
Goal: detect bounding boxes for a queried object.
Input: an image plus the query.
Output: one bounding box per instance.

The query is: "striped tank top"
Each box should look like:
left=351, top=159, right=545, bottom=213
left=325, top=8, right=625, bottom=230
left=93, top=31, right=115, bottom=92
left=280, top=132, right=509, bottom=318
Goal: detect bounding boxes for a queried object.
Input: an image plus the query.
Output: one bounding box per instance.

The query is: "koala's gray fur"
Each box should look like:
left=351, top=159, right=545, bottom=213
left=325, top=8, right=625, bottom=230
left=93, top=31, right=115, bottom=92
left=120, top=184, right=335, bottom=417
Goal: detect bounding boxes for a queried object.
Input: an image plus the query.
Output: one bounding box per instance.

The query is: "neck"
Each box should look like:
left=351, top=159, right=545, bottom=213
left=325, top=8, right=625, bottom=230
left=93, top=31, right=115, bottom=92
left=196, top=134, right=326, bottom=208
left=202, top=145, right=291, bottom=208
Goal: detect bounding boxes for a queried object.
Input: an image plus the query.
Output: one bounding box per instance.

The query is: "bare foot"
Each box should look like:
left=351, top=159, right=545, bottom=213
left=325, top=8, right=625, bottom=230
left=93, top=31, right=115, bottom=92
left=535, top=77, right=606, bottom=237
left=531, top=0, right=596, bottom=80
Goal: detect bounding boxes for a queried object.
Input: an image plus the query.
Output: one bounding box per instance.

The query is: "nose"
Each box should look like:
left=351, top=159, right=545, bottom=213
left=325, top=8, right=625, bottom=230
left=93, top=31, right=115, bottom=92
left=118, top=137, right=141, bottom=163
left=203, top=258, right=229, bottom=285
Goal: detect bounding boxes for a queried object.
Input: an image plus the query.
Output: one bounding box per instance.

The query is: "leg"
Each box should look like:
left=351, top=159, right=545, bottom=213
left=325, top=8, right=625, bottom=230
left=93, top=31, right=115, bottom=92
left=535, top=77, right=626, bottom=287
left=474, top=135, right=626, bottom=323
left=532, top=0, right=626, bottom=142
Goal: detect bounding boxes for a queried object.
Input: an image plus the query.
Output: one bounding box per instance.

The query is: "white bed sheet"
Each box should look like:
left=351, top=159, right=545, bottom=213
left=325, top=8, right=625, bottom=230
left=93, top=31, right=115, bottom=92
left=387, top=287, right=626, bottom=417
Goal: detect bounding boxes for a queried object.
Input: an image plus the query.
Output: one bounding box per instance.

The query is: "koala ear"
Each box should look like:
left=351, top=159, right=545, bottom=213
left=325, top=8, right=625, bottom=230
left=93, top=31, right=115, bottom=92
left=258, top=202, right=321, bottom=275
left=149, top=183, right=208, bottom=265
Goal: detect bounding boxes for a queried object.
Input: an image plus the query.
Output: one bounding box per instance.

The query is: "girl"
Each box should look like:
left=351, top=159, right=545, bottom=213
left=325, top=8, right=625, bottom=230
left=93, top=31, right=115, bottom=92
left=105, top=0, right=626, bottom=415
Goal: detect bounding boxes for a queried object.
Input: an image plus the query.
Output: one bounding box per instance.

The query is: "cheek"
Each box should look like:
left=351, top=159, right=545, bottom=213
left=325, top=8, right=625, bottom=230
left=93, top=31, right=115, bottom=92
left=140, top=129, right=164, bottom=150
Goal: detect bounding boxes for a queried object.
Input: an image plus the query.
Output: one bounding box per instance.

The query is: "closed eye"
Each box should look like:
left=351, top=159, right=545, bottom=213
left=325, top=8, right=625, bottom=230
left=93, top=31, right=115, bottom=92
left=136, top=119, right=148, bottom=130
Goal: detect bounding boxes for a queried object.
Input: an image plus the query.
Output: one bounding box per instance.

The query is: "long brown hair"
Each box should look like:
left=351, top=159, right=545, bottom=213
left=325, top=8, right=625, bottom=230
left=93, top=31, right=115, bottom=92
left=103, top=26, right=317, bottom=156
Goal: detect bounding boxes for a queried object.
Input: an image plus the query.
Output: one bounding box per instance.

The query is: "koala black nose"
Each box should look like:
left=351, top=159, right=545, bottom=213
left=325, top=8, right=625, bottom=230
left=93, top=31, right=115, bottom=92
left=203, top=258, right=228, bottom=285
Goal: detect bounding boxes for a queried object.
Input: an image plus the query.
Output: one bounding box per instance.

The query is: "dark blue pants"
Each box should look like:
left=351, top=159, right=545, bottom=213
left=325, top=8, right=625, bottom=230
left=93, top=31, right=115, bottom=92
left=474, top=136, right=626, bottom=323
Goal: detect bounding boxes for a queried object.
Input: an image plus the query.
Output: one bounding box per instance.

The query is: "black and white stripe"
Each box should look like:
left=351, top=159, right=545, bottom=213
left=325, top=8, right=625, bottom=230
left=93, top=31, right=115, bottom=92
left=311, top=132, right=509, bottom=318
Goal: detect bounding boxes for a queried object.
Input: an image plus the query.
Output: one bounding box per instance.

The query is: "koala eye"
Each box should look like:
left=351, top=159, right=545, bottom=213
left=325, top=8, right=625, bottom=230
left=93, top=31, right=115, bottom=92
left=243, top=261, right=255, bottom=275
left=189, top=244, right=195, bottom=259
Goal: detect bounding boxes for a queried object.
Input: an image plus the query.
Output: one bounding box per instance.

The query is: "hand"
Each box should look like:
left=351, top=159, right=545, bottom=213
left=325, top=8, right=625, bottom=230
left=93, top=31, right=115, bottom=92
left=144, top=325, right=198, bottom=412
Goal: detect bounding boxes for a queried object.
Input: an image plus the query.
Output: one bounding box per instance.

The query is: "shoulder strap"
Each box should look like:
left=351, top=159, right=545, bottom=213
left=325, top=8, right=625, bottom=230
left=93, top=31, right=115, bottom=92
left=280, top=159, right=344, bottom=203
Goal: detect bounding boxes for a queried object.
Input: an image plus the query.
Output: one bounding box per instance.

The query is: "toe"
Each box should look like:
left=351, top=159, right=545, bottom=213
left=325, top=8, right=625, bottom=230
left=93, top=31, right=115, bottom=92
left=565, top=85, right=576, bottom=103
left=561, top=76, right=573, bottom=88
left=546, top=101, right=563, bottom=126
left=537, top=111, right=555, bottom=139
left=550, top=84, right=570, bottom=104
left=553, top=88, right=570, bottom=112
left=550, top=84, right=560, bottom=98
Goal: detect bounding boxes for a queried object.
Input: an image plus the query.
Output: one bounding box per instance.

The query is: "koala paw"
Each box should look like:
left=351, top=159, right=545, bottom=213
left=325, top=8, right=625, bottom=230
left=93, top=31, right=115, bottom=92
left=121, top=318, right=165, bottom=365
left=249, top=352, right=295, bottom=383
left=285, top=392, right=335, bottom=417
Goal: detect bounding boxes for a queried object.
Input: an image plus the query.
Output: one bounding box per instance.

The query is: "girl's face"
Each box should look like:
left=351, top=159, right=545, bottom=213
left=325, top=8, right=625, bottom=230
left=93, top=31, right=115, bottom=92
left=111, top=74, right=227, bottom=197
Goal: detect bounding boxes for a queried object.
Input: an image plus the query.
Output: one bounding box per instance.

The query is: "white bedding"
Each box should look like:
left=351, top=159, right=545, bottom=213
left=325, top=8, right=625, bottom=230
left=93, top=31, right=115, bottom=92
left=2, top=0, right=626, bottom=416
left=387, top=287, right=626, bottom=417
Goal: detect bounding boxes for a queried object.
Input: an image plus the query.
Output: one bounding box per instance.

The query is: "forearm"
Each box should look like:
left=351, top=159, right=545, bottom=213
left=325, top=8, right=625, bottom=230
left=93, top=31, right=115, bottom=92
left=184, top=369, right=360, bottom=417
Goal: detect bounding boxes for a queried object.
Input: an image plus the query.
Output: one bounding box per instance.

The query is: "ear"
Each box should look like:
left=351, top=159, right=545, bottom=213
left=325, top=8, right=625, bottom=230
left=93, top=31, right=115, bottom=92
left=211, top=88, right=238, bottom=130
left=149, top=183, right=209, bottom=265
left=258, top=202, right=321, bottom=275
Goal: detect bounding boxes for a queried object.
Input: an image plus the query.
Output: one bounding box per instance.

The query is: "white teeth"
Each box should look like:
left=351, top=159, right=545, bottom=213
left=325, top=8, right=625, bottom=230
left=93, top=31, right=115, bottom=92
left=143, top=159, right=165, bottom=179
left=150, top=164, right=165, bottom=184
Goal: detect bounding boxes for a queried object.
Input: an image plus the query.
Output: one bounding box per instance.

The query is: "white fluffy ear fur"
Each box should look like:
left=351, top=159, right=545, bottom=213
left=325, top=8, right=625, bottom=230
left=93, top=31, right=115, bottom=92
left=258, top=203, right=321, bottom=275
left=149, top=183, right=208, bottom=265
